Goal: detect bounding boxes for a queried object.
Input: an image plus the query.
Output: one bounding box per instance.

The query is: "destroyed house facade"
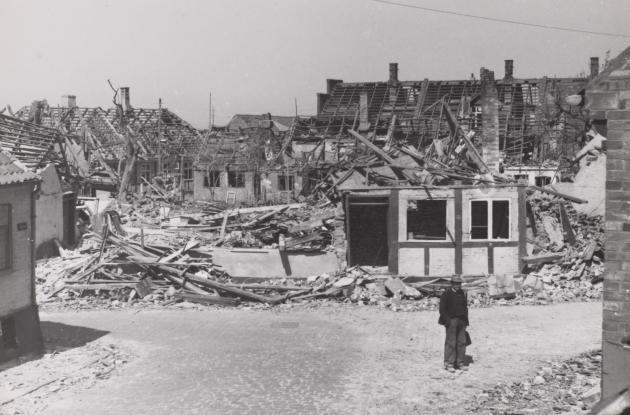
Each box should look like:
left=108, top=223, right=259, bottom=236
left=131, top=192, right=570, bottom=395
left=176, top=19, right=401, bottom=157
left=0, top=151, right=44, bottom=361
left=306, top=61, right=590, bottom=173
left=194, top=115, right=304, bottom=204
left=17, top=89, right=203, bottom=200
left=345, top=184, right=525, bottom=277
left=0, top=114, right=77, bottom=255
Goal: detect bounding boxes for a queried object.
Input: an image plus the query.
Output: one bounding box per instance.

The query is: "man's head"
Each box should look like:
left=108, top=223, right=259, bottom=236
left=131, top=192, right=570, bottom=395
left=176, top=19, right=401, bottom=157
left=451, top=275, right=463, bottom=287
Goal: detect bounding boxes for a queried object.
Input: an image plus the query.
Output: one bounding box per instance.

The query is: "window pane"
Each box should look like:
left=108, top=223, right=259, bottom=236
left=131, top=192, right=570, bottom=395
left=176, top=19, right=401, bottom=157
left=407, top=200, right=447, bottom=240
left=535, top=176, right=551, bottom=187
left=471, top=200, right=488, bottom=239
left=492, top=200, right=510, bottom=239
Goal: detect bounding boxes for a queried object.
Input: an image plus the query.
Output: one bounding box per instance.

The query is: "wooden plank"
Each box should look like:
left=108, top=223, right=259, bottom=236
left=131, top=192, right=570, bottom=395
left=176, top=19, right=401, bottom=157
left=154, top=264, right=285, bottom=305
left=531, top=185, right=588, bottom=204
left=521, top=252, right=564, bottom=265
left=454, top=188, right=463, bottom=275
left=219, top=210, right=229, bottom=238
left=173, top=292, right=240, bottom=306
left=348, top=129, right=396, bottom=164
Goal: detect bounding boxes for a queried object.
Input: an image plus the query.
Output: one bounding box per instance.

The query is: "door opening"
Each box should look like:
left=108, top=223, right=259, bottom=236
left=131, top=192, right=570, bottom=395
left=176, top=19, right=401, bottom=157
left=347, top=197, right=389, bottom=266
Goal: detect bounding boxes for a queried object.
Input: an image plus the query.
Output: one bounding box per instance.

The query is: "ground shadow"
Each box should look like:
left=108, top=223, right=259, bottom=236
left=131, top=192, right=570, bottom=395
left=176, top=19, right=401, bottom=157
left=41, top=321, right=109, bottom=349
left=0, top=322, right=109, bottom=373
left=463, top=354, right=474, bottom=366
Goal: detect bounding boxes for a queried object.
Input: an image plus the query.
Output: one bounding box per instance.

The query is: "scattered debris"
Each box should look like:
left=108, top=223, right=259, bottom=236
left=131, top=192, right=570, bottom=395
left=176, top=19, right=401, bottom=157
left=466, top=350, right=602, bottom=414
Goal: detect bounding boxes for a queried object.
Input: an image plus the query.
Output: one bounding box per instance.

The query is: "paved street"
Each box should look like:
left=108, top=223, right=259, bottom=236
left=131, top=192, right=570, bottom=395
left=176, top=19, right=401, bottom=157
left=10, top=302, right=602, bottom=414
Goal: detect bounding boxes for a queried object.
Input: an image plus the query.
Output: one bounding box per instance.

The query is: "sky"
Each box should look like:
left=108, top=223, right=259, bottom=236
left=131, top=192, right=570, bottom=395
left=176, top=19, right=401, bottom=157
left=1, top=0, right=629, bottom=128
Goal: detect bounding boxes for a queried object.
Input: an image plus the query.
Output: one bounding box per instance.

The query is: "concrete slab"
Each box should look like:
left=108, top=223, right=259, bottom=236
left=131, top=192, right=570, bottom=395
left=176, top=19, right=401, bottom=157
left=211, top=248, right=338, bottom=278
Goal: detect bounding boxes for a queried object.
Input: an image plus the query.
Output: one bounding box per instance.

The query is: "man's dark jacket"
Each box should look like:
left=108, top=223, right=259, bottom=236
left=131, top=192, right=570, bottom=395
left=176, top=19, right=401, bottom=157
left=438, top=287, right=469, bottom=326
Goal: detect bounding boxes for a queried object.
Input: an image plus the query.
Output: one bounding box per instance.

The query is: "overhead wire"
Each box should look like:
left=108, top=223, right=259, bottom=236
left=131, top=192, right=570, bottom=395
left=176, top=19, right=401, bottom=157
left=372, top=0, right=630, bottom=38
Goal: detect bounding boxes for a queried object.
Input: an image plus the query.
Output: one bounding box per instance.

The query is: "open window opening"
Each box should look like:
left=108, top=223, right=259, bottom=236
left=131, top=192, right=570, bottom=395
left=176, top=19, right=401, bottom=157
left=471, top=200, right=510, bottom=240
left=278, top=175, right=294, bottom=191
left=204, top=171, right=221, bottom=188
left=513, top=174, right=528, bottom=184
left=228, top=171, right=245, bottom=188
left=407, top=199, right=447, bottom=240
left=139, top=162, right=153, bottom=181
left=535, top=176, right=551, bottom=187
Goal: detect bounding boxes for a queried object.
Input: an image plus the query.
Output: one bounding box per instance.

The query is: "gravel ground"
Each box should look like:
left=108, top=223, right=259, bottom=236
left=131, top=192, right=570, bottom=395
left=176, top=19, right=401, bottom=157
left=0, top=302, right=602, bottom=415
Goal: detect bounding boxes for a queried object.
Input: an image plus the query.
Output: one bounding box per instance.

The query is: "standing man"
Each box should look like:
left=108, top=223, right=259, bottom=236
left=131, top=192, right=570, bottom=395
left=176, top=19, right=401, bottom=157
left=438, top=275, right=469, bottom=372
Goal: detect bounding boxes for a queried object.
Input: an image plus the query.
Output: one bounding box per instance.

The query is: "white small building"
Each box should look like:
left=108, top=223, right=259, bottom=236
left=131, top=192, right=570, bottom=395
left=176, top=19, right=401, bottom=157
left=0, top=152, right=44, bottom=360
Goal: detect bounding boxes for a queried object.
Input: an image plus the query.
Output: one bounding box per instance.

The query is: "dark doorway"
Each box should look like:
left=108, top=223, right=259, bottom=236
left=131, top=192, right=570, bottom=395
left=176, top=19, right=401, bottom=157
left=347, top=196, right=389, bottom=266
left=62, top=192, right=76, bottom=247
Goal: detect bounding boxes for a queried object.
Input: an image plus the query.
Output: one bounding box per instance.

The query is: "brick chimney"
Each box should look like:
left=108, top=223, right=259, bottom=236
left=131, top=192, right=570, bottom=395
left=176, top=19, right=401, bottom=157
left=389, top=63, right=398, bottom=84
left=120, top=87, right=131, bottom=112
left=62, top=95, right=77, bottom=108
left=480, top=67, right=500, bottom=172
left=326, top=79, right=343, bottom=94
left=317, top=93, right=330, bottom=116
left=504, top=60, right=514, bottom=80
left=359, top=91, right=370, bottom=131
left=590, top=57, right=600, bottom=79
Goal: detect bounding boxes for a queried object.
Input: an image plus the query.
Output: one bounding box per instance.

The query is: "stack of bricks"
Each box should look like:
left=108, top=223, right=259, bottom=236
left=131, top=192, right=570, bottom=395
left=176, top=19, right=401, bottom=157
left=585, top=46, right=630, bottom=398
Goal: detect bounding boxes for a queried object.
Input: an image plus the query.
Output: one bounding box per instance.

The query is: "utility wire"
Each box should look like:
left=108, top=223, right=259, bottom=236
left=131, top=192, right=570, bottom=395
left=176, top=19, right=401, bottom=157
left=372, top=0, right=630, bottom=38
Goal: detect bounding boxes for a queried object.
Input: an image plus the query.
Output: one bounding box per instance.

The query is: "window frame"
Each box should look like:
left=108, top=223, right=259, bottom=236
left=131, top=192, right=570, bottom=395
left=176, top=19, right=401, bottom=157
left=204, top=171, right=221, bottom=188
left=406, top=198, right=448, bottom=241
left=0, top=204, right=12, bottom=271
left=469, top=198, right=511, bottom=241
left=227, top=171, right=246, bottom=188
left=278, top=174, right=294, bottom=192
left=138, top=162, right=153, bottom=181
left=534, top=175, right=551, bottom=187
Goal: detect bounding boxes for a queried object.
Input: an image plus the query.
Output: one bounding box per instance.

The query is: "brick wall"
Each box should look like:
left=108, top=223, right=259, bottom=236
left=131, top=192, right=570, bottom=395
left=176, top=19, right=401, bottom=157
left=480, top=68, right=501, bottom=171
left=0, top=184, right=35, bottom=317
left=587, top=60, right=630, bottom=397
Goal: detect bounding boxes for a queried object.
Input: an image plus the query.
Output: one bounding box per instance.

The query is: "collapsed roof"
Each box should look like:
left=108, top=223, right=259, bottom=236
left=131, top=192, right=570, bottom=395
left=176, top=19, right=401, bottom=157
left=305, top=61, right=589, bottom=163
left=0, top=113, right=65, bottom=171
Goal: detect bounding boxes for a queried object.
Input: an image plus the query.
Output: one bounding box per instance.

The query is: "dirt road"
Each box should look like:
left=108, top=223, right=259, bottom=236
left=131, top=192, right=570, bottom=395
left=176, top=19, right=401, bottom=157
left=1, top=302, right=601, bottom=414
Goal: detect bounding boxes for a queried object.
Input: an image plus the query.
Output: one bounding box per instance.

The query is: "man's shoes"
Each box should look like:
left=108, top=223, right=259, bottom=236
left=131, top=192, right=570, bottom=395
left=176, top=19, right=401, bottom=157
left=444, top=365, right=456, bottom=373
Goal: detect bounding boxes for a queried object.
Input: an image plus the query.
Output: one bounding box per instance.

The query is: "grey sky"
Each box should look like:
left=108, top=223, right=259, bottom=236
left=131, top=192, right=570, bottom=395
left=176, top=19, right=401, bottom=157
left=1, top=0, right=629, bottom=127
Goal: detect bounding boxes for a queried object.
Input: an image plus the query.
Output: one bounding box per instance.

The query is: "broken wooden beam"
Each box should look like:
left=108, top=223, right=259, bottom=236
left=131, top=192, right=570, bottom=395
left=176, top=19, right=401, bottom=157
left=154, top=264, right=285, bottom=305
left=521, top=253, right=565, bottom=266
left=529, top=185, right=588, bottom=204
left=173, top=292, right=241, bottom=306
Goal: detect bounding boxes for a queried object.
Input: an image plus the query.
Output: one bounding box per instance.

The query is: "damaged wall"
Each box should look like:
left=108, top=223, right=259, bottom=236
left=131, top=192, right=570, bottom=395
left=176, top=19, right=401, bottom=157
left=193, top=170, right=256, bottom=204
left=552, top=154, right=606, bottom=216
left=394, top=185, right=524, bottom=276
left=585, top=44, right=630, bottom=399
left=34, top=164, right=64, bottom=257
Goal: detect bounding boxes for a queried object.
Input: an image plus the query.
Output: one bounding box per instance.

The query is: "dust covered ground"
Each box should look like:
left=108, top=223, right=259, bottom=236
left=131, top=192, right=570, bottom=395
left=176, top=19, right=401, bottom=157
left=0, top=302, right=601, bottom=415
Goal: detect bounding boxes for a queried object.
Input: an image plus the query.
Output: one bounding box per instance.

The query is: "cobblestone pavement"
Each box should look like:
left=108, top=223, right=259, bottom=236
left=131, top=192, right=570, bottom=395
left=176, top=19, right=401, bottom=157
left=25, top=302, right=600, bottom=414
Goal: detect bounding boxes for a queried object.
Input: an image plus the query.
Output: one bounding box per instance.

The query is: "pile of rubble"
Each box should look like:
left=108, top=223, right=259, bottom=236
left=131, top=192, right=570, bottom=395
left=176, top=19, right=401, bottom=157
left=466, top=350, right=602, bottom=414
left=37, top=238, right=601, bottom=310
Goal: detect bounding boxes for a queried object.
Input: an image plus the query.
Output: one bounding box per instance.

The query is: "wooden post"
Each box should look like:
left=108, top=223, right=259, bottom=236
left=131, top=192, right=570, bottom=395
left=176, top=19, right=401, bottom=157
left=157, top=98, right=162, bottom=175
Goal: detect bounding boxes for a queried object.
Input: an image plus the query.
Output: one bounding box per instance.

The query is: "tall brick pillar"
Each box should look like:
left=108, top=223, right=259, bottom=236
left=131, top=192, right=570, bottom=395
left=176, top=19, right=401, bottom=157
left=586, top=48, right=630, bottom=398
left=480, top=68, right=501, bottom=171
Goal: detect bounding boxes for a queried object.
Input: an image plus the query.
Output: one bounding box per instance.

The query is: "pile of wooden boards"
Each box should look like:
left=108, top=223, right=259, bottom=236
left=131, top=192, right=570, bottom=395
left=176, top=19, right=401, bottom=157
left=37, top=231, right=301, bottom=307
left=123, top=201, right=338, bottom=251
